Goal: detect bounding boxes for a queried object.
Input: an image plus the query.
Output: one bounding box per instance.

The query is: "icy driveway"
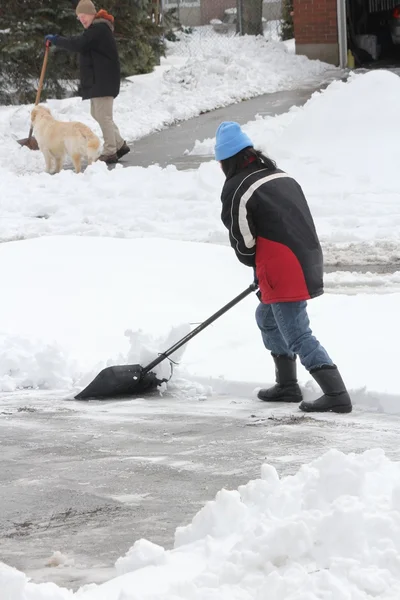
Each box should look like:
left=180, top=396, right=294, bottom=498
left=1, top=391, right=399, bottom=590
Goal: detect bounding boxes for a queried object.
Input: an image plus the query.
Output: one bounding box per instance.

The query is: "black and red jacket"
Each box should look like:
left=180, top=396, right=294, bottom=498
left=221, top=165, right=324, bottom=304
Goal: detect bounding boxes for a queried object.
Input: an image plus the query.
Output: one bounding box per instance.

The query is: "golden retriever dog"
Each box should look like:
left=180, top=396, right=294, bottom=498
left=31, top=105, right=101, bottom=174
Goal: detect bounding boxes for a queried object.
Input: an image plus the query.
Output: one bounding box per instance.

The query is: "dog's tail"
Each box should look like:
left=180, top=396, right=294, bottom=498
left=80, top=125, right=101, bottom=161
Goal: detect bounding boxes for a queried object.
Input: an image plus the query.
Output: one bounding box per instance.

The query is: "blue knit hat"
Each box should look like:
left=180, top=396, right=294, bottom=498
left=214, top=121, right=253, bottom=161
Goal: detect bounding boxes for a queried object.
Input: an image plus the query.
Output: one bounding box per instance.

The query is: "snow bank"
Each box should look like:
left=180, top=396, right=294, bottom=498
left=5, top=449, right=400, bottom=599
left=1, top=235, right=400, bottom=409
left=163, top=34, right=333, bottom=108
left=0, top=236, right=251, bottom=394
left=115, top=539, right=166, bottom=575
left=190, top=70, right=400, bottom=264
left=0, top=236, right=204, bottom=394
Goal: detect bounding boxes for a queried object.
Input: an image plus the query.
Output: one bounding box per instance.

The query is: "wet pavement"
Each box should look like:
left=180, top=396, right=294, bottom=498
left=120, top=85, right=323, bottom=171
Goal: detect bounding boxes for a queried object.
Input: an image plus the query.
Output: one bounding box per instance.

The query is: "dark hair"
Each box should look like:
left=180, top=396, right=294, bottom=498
left=220, top=147, right=277, bottom=180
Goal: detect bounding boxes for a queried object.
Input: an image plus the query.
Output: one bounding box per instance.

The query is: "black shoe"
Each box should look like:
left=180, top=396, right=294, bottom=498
left=258, top=354, right=303, bottom=403
left=299, top=365, right=352, bottom=413
left=117, top=142, right=131, bottom=159
left=98, top=153, right=119, bottom=165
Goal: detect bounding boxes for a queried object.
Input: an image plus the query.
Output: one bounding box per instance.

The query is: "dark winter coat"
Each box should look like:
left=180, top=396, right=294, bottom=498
left=54, top=19, right=120, bottom=100
left=220, top=165, right=324, bottom=304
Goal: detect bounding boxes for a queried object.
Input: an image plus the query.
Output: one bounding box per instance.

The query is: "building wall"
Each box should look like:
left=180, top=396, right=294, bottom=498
left=293, top=0, right=339, bottom=65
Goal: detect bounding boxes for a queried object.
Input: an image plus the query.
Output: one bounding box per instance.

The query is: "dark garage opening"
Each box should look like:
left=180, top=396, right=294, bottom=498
left=347, top=0, right=400, bottom=66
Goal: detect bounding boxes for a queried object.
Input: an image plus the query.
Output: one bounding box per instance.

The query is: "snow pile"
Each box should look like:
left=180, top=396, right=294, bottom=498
left=5, top=449, right=400, bottom=599
left=0, top=236, right=198, bottom=393
left=0, top=236, right=253, bottom=394
left=324, top=270, right=400, bottom=294
left=252, top=70, right=400, bottom=194
left=172, top=449, right=400, bottom=599
left=164, top=35, right=333, bottom=107
left=115, top=539, right=166, bottom=575
left=1, top=235, right=400, bottom=407
left=190, top=70, right=400, bottom=263
left=0, top=333, right=78, bottom=392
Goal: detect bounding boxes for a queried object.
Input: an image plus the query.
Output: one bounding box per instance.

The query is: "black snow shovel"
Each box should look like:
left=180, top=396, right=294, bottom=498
left=74, top=282, right=258, bottom=400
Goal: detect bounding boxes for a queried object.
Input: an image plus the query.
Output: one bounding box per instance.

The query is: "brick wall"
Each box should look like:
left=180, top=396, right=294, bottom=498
left=293, top=0, right=338, bottom=45
left=201, top=0, right=236, bottom=25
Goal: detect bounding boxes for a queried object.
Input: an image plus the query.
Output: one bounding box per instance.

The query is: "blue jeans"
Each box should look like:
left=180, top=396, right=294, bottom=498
left=255, top=301, right=333, bottom=372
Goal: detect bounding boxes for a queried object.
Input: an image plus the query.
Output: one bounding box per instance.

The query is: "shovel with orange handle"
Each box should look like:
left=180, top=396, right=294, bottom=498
left=17, top=40, right=51, bottom=151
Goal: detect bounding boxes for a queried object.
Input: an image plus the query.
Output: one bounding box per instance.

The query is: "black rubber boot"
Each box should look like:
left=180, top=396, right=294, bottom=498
left=299, top=365, right=352, bottom=413
left=257, top=354, right=303, bottom=403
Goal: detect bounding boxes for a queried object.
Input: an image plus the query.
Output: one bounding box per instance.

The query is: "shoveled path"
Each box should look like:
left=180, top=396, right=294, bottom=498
left=120, top=85, right=321, bottom=171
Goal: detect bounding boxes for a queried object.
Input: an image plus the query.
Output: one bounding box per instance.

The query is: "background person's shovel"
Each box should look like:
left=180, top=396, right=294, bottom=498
left=17, top=40, right=51, bottom=151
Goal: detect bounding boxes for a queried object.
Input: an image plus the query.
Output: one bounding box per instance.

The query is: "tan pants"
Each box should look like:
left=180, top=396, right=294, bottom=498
left=90, top=97, right=124, bottom=156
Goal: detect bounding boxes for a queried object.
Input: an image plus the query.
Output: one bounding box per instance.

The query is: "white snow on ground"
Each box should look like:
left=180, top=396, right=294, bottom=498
left=5, top=448, right=400, bottom=599
left=1, top=70, right=400, bottom=265
left=0, top=235, right=399, bottom=411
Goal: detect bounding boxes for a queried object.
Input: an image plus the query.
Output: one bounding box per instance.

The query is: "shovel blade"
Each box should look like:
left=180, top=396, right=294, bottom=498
left=74, top=364, right=161, bottom=400
left=17, top=136, right=39, bottom=151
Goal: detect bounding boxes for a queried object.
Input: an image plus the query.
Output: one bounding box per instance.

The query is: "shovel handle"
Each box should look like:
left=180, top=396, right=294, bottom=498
left=35, top=41, right=51, bottom=106
left=142, top=282, right=259, bottom=375
left=27, top=41, right=51, bottom=141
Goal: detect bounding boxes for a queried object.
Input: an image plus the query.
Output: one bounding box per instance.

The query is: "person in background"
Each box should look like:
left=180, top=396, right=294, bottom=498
left=45, top=0, right=130, bottom=165
left=215, top=121, right=352, bottom=414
